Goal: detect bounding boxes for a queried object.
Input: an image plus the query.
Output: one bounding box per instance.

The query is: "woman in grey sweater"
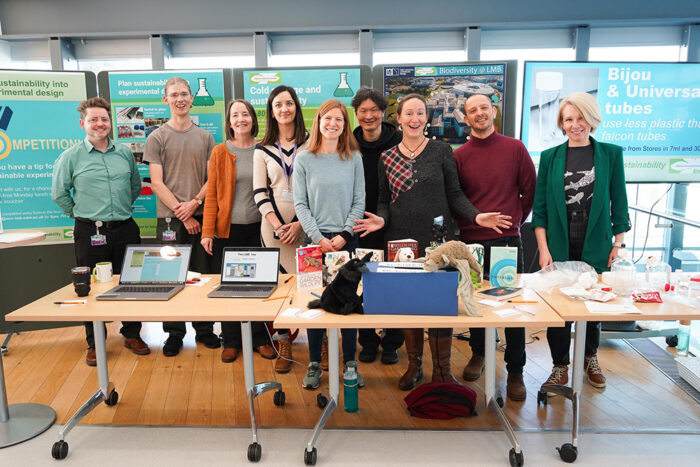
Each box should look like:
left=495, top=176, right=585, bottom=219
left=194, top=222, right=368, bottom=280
left=354, top=93, right=511, bottom=390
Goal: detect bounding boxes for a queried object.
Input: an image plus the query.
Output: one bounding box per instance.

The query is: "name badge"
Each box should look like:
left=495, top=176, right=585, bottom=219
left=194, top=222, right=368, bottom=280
left=162, top=230, right=177, bottom=242
left=281, top=189, right=294, bottom=203
left=90, top=234, right=107, bottom=246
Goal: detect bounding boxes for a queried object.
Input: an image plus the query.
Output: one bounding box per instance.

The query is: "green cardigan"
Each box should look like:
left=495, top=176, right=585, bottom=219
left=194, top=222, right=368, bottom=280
left=531, top=137, right=631, bottom=273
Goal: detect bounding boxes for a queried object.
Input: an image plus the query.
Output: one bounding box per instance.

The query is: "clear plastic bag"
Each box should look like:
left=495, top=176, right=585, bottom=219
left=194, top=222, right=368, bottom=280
left=523, top=261, right=599, bottom=292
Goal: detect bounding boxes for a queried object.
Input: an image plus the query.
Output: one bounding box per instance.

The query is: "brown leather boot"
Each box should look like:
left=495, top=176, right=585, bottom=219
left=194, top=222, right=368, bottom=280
left=398, top=329, right=424, bottom=390
left=506, top=373, right=527, bottom=401
left=430, top=334, right=460, bottom=384
left=462, top=354, right=485, bottom=381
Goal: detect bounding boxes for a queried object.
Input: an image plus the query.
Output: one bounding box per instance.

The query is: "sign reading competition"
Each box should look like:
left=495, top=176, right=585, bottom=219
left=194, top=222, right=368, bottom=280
left=0, top=70, right=89, bottom=242
left=522, top=61, right=700, bottom=182
left=241, top=68, right=362, bottom=134
left=382, top=64, right=508, bottom=145
left=103, top=70, right=226, bottom=235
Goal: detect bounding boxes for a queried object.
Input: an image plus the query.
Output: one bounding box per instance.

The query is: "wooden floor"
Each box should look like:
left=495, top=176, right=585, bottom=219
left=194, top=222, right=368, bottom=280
left=3, top=323, right=699, bottom=431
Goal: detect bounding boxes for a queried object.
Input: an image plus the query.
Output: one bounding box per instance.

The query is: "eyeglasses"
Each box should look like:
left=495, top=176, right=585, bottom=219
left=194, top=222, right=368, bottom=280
left=167, top=92, right=191, bottom=99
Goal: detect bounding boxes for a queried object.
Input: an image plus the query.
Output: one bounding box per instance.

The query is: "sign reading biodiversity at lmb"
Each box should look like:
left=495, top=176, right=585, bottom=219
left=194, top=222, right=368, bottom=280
left=242, top=68, right=362, bottom=134
left=522, top=62, right=700, bottom=182
left=105, top=70, right=226, bottom=236
left=0, top=70, right=88, bottom=242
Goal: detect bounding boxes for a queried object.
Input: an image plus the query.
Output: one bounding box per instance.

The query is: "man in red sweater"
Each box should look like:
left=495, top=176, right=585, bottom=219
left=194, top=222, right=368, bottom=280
left=454, top=94, right=536, bottom=401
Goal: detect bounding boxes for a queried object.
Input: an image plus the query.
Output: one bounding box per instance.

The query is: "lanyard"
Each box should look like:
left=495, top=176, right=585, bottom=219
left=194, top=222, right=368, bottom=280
left=277, top=140, right=298, bottom=187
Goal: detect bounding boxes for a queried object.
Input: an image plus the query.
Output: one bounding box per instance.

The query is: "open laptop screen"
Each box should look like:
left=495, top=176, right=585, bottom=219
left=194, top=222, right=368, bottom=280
left=221, top=248, right=279, bottom=283
left=120, top=245, right=191, bottom=284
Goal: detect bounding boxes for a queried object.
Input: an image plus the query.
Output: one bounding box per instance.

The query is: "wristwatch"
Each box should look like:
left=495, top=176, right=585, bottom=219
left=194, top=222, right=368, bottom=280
left=194, top=197, right=203, bottom=206
left=612, top=242, right=625, bottom=248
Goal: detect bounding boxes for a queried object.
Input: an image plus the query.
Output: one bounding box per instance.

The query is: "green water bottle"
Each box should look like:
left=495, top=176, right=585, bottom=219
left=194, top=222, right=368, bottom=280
left=343, top=366, right=358, bottom=413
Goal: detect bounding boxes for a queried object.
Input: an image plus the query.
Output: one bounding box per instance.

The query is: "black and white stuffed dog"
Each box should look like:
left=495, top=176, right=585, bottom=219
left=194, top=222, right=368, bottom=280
left=307, top=252, right=373, bottom=315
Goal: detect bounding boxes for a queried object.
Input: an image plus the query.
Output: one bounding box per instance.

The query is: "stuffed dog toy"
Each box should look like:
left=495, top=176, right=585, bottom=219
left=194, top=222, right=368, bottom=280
left=307, top=252, right=373, bottom=315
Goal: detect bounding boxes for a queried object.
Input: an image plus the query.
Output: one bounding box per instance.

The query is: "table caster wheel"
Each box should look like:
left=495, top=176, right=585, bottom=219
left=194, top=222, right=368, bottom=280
left=304, top=447, right=317, bottom=465
left=557, top=443, right=578, bottom=463
left=104, top=389, right=118, bottom=406
left=273, top=390, right=286, bottom=406
left=1, top=345, right=7, bottom=356
left=52, top=440, right=68, bottom=460
left=317, top=394, right=328, bottom=409
left=247, top=442, right=262, bottom=462
left=537, top=391, right=547, bottom=406
left=496, top=396, right=504, bottom=408
left=665, top=335, right=678, bottom=347
left=509, top=448, right=524, bottom=467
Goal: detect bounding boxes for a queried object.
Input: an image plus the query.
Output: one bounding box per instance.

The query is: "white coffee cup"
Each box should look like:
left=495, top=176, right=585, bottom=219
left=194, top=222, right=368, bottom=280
left=92, top=261, right=113, bottom=283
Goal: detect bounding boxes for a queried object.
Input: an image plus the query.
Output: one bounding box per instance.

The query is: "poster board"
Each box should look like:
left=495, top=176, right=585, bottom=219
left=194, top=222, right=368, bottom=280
left=521, top=61, right=700, bottom=182
left=373, top=61, right=517, bottom=142
left=98, top=69, right=230, bottom=236
left=234, top=66, right=371, bottom=134
left=0, top=69, right=96, bottom=243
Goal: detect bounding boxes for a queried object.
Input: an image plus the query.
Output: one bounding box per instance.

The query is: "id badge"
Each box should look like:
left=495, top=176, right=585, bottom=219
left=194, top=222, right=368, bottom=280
left=90, top=234, right=107, bottom=246
left=281, top=189, right=294, bottom=203
left=162, top=230, right=177, bottom=242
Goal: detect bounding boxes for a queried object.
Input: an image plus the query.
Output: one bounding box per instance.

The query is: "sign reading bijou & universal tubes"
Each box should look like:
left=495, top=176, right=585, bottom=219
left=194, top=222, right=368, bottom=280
left=0, top=70, right=92, bottom=243
left=239, top=67, right=365, bottom=135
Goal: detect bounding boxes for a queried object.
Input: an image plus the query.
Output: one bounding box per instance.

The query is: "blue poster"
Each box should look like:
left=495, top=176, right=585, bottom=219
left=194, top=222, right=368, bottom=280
left=0, top=71, right=88, bottom=242
left=106, top=70, right=226, bottom=236
left=522, top=62, right=700, bottom=182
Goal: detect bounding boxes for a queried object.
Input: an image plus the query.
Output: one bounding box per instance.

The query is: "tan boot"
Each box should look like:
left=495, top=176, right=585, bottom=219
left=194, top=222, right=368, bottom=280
left=398, top=329, right=424, bottom=390
left=506, top=373, right=527, bottom=401
left=462, top=354, right=485, bottom=381
left=274, top=338, right=293, bottom=373
left=430, top=334, right=460, bottom=384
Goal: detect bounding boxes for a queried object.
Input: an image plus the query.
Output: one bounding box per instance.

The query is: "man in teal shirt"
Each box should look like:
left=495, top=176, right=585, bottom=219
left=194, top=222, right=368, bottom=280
left=52, top=97, right=149, bottom=366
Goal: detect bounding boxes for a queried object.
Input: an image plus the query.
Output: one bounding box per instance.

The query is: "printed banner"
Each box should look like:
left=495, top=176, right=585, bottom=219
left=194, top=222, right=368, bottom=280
left=0, top=70, right=88, bottom=243
left=242, top=68, right=362, bottom=134
left=522, top=62, right=700, bottom=182
left=382, top=64, right=508, bottom=146
left=106, top=70, right=226, bottom=236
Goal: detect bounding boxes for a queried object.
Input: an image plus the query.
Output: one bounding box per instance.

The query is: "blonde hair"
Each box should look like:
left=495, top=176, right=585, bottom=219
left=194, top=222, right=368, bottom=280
left=307, top=99, right=359, bottom=160
left=163, top=76, right=192, bottom=96
left=557, top=92, right=601, bottom=134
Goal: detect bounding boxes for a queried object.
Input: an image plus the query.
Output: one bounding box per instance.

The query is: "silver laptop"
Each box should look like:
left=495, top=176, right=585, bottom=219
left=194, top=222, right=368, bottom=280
left=208, top=247, right=280, bottom=298
left=97, top=244, right=192, bottom=301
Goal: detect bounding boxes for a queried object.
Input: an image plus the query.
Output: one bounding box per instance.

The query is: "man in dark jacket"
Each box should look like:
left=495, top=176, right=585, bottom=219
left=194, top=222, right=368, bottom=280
left=351, top=86, right=404, bottom=364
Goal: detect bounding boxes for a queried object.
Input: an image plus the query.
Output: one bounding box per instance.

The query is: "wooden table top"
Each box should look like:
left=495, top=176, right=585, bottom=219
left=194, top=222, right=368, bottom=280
left=6, top=274, right=296, bottom=322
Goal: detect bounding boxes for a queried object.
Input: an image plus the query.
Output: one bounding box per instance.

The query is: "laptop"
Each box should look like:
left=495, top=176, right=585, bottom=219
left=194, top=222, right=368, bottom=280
left=208, top=247, right=280, bottom=298
left=97, top=244, right=192, bottom=301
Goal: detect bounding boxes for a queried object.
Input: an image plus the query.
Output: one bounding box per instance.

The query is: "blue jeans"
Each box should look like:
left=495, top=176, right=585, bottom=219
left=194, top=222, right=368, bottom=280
left=307, top=231, right=359, bottom=363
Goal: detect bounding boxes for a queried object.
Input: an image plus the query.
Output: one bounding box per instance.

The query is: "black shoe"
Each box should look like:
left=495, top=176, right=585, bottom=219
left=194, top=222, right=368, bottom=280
left=163, top=336, right=183, bottom=357
left=381, top=348, right=399, bottom=364
left=358, top=346, right=378, bottom=363
left=195, top=332, right=221, bottom=349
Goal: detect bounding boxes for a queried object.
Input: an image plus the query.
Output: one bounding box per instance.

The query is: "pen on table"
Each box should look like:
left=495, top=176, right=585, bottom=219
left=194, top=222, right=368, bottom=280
left=262, top=295, right=288, bottom=302
left=310, top=292, right=322, bottom=299
left=54, top=300, right=85, bottom=305
left=289, top=293, right=295, bottom=305
left=283, top=276, right=293, bottom=284
left=507, top=300, right=537, bottom=304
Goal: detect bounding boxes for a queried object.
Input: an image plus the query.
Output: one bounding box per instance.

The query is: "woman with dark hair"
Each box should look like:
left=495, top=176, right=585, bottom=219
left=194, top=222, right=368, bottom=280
left=294, top=98, right=365, bottom=390
left=201, top=99, right=275, bottom=363
left=533, top=92, right=630, bottom=392
left=354, top=93, right=511, bottom=390
left=253, top=85, right=308, bottom=373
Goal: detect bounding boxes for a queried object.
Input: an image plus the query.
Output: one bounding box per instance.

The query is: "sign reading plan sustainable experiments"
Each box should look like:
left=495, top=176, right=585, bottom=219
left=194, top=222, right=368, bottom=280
left=103, top=70, right=226, bottom=236
left=242, top=68, right=362, bottom=135
left=0, top=70, right=89, bottom=243
left=522, top=61, right=700, bottom=182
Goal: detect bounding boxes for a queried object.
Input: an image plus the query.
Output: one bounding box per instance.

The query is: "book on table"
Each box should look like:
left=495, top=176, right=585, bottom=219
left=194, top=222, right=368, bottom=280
left=475, top=286, right=523, bottom=301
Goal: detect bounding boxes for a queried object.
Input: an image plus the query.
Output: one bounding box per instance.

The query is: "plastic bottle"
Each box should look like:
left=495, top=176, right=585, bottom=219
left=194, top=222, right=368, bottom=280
left=610, top=249, right=636, bottom=296
left=645, top=256, right=671, bottom=292
left=343, top=367, right=358, bottom=413
left=677, top=320, right=691, bottom=357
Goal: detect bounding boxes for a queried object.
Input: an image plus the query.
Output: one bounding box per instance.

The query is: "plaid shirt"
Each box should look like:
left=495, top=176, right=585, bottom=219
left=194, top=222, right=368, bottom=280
left=381, top=146, right=414, bottom=203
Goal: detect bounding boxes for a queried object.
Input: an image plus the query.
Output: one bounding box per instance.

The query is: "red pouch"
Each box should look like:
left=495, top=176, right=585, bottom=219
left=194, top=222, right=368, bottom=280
left=631, top=291, right=663, bottom=303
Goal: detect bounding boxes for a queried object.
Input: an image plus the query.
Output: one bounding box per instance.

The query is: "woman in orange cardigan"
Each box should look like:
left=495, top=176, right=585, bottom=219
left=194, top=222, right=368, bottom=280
left=201, top=99, right=276, bottom=363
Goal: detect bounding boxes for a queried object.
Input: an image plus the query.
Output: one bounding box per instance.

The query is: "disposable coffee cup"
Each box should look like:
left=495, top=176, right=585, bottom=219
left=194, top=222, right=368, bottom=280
left=71, top=266, right=91, bottom=297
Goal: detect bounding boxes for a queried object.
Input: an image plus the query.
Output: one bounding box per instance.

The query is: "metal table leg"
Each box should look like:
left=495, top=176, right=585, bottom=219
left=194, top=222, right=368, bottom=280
left=304, top=327, right=339, bottom=466
left=0, top=339, right=56, bottom=448
left=485, top=327, right=524, bottom=467
left=241, top=321, right=284, bottom=463
left=50, top=321, right=116, bottom=460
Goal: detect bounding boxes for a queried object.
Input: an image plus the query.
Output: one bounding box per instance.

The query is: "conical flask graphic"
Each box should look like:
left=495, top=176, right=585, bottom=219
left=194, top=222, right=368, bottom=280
left=192, top=78, right=215, bottom=106
left=333, top=72, right=354, bottom=97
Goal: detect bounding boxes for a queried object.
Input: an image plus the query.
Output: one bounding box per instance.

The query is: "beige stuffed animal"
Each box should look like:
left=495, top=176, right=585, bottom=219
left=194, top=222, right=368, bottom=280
left=422, top=240, right=482, bottom=317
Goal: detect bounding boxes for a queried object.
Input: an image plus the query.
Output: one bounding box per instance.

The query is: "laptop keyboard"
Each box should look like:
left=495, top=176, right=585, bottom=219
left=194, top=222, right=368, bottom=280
left=115, top=286, right=175, bottom=293
left=218, top=286, right=271, bottom=292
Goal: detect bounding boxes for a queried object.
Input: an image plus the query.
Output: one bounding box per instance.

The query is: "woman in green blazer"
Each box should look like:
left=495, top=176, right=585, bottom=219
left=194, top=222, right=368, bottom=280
left=532, top=92, right=631, bottom=392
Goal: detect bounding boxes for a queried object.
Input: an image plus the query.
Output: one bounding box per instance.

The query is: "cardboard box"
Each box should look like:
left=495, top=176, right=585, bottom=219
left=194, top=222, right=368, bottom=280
left=362, top=262, right=459, bottom=316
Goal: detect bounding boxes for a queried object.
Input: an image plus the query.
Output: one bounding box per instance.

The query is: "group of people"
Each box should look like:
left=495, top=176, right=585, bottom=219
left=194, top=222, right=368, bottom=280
left=51, top=76, right=630, bottom=401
